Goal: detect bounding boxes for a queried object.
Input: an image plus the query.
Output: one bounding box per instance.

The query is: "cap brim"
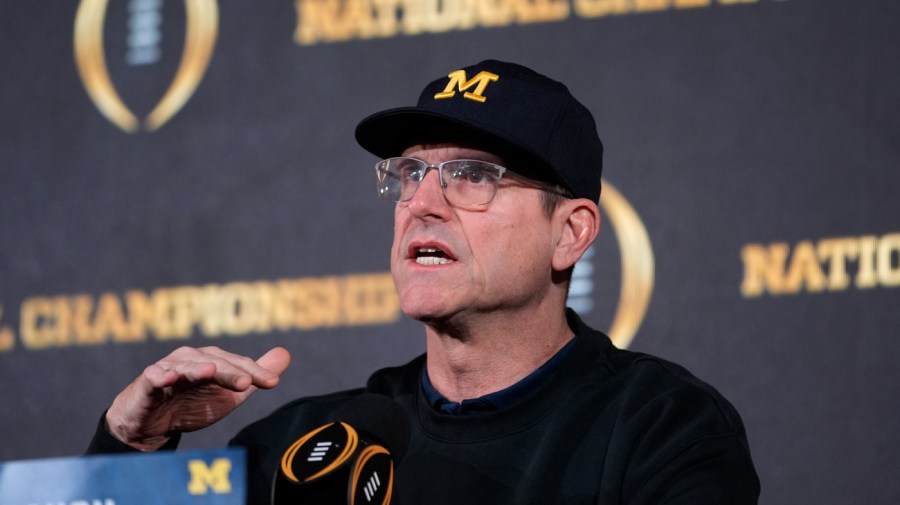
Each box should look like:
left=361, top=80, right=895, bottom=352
left=355, top=107, right=556, bottom=183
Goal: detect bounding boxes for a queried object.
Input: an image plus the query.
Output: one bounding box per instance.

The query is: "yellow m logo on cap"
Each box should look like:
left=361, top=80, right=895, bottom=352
left=434, top=70, right=499, bottom=103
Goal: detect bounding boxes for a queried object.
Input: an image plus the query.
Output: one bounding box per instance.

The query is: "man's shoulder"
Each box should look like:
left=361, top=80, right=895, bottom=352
left=572, top=315, right=746, bottom=433
left=607, top=345, right=716, bottom=391
left=589, top=344, right=750, bottom=444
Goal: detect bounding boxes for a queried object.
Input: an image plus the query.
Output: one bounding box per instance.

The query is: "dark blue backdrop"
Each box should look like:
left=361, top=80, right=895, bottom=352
left=1, top=1, right=898, bottom=504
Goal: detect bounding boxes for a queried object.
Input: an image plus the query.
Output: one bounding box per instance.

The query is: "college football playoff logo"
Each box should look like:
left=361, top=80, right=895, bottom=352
left=599, top=182, right=654, bottom=349
left=567, top=181, right=654, bottom=349
left=73, top=0, right=218, bottom=132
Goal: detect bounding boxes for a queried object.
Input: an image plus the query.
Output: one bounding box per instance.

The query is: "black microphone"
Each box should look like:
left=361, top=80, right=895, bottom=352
left=272, top=394, right=411, bottom=505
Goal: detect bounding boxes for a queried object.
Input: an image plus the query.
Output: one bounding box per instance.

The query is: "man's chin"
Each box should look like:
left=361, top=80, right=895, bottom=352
left=400, top=299, right=457, bottom=324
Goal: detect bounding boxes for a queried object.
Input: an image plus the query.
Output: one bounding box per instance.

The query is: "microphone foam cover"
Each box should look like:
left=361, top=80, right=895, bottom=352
left=330, top=394, right=411, bottom=461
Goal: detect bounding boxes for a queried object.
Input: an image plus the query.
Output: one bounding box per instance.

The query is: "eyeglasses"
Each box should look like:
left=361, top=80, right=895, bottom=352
left=375, top=157, right=508, bottom=207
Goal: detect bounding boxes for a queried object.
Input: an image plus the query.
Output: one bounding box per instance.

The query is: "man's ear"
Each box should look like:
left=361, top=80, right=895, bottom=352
left=552, top=199, right=601, bottom=272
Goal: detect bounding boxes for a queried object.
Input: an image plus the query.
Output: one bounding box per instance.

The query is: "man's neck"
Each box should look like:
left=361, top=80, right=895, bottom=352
left=423, top=308, right=574, bottom=403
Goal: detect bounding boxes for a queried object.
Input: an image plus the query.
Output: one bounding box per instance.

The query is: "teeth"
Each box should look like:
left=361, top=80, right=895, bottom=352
left=417, top=256, right=453, bottom=265
left=414, top=246, right=453, bottom=265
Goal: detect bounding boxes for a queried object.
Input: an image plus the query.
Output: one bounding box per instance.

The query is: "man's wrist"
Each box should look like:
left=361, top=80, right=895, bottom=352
left=86, top=410, right=180, bottom=455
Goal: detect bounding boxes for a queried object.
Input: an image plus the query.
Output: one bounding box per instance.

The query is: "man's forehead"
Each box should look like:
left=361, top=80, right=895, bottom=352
left=400, top=143, right=506, bottom=165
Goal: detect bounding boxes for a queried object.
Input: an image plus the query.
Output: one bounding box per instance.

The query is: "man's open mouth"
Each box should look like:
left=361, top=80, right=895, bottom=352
left=415, top=247, right=454, bottom=265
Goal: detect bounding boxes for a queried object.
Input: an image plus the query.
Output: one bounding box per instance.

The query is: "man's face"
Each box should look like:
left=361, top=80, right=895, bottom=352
left=390, top=143, right=557, bottom=325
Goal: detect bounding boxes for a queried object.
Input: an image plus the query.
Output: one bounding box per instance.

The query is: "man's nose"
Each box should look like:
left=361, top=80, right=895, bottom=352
left=406, top=168, right=450, bottom=217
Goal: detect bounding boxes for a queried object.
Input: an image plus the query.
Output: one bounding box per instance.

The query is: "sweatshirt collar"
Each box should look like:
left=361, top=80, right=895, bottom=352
left=420, top=336, right=578, bottom=415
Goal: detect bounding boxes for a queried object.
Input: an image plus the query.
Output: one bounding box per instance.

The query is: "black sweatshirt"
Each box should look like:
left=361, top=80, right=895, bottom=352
left=228, top=311, right=759, bottom=504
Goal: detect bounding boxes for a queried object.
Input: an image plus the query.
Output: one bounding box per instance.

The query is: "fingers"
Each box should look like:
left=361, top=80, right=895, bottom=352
left=193, top=346, right=289, bottom=390
left=142, top=360, right=216, bottom=389
left=149, top=346, right=291, bottom=392
left=255, top=347, right=292, bottom=389
left=104, top=346, right=290, bottom=450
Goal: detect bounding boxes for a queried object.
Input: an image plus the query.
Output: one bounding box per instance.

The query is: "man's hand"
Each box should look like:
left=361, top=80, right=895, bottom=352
left=104, top=346, right=292, bottom=451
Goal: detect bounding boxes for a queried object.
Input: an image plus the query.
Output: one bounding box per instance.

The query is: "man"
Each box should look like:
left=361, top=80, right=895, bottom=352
left=88, top=60, right=760, bottom=504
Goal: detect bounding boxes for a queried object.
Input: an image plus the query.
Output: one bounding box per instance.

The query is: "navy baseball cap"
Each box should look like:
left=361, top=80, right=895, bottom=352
left=355, top=60, right=604, bottom=202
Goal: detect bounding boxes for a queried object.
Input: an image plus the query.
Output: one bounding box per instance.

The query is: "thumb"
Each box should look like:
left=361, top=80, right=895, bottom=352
left=255, top=347, right=292, bottom=389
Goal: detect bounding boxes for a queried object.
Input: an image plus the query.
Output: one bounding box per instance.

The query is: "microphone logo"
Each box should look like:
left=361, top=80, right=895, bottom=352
left=308, top=441, right=334, bottom=462
left=280, top=422, right=360, bottom=484
left=273, top=395, right=408, bottom=505
left=350, top=445, right=393, bottom=505
left=276, top=421, right=396, bottom=505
